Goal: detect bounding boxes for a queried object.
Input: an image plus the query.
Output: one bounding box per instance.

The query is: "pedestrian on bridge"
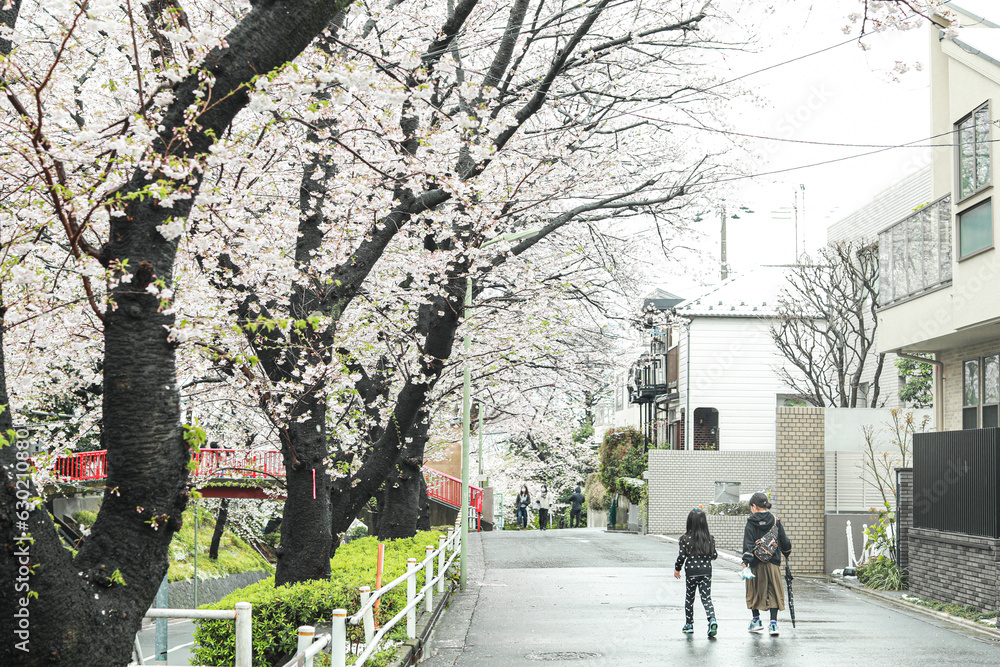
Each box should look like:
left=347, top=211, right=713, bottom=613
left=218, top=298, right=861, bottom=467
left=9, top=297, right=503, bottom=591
left=674, top=508, right=719, bottom=637
left=741, top=492, right=792, bottom=637
left=516, top=485, right=531, bottom=529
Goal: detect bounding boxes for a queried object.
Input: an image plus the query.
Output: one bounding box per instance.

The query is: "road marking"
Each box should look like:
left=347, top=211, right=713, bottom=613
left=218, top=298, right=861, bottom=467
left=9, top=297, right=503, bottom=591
left=142, top=641, right=194, bottom=662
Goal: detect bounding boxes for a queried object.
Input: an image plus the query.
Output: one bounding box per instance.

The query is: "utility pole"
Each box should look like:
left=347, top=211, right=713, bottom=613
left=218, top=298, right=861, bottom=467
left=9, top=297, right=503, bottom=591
left=719, top=204, right=728, bottom=281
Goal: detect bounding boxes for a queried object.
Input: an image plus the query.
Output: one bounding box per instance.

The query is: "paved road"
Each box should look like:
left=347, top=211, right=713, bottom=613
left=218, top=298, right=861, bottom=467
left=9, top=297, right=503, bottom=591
left=421, top=528, right=1000, bottom=666
left=134, top=618, right=196, bottom=664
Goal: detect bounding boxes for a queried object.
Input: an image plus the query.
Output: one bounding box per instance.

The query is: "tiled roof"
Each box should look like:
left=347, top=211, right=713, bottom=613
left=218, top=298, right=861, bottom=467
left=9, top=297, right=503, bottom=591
left=672, top=265, right=794, bottom=318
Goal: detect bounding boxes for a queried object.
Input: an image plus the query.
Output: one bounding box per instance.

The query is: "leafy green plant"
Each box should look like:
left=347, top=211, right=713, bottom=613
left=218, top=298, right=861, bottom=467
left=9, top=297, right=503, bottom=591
left=584, top=472, right=606, bottom=511
left=901, top=595, right=998, bottom=623
left=599, top=427, right=646, bottom=504
left=707, top=501, right=750, bottom=516
left=857, top=555, right=907, bottom=590
left=167, top=506, right=271, bottom=582
left=193, top=531, right=444, bottom=667
left=71, top=510, right=98, bottom=528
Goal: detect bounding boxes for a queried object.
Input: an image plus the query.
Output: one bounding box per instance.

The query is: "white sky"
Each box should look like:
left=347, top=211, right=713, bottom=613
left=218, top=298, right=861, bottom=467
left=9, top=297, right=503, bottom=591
left=658, top=0, right=932, bottom=297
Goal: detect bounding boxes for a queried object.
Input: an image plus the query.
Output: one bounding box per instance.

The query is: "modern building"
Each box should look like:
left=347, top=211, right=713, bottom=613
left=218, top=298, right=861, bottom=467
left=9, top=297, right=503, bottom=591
left=876, top=2, right=1000, bottom=430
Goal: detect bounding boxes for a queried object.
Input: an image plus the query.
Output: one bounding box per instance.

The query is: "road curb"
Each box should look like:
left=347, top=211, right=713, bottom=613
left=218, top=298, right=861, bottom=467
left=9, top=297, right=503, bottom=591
left=828, top=577, right=1000, bottom=641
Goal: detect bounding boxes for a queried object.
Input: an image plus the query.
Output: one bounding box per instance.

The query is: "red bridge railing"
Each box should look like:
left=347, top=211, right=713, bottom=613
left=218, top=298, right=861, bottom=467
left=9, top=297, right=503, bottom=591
left=50, top=453, right=482, bottom=530
left=422, top=466, right=483, bottom=531
left=52, top=448, right=285, bottom=482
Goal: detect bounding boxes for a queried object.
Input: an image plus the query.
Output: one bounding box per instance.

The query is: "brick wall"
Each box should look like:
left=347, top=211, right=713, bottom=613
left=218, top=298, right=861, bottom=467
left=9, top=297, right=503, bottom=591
left=647, top=450, right=775, bottom=535
left=939, top=342, right=1000, bottom=431
left=908, top=528, right=1000, bottom=612
left=775, top=407, right=826, bottom=574
left=705, top=513, right=745, bottom=551
left=896, top=468, right=912, bottom=575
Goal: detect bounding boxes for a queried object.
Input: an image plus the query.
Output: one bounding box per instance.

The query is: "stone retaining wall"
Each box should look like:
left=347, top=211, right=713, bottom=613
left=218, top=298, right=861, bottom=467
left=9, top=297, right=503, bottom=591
left=166, top=570, right=272, bottom=609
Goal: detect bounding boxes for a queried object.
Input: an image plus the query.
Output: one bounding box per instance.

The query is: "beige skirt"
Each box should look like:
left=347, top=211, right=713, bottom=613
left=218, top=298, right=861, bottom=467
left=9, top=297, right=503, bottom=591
left=745, top=561, right=785, bottom=611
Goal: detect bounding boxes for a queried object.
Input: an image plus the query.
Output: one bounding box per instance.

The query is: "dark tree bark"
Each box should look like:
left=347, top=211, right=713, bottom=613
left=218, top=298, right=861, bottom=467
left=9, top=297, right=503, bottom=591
left=376, top=410, right=431, bottom=540
left=208, top=499, right=229, bottom=561
left=0, top=2, right=352, bottom=665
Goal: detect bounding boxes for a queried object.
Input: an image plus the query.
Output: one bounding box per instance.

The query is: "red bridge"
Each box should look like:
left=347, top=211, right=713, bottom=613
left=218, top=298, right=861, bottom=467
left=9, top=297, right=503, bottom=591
left=52, top=449, right=483, bottom=527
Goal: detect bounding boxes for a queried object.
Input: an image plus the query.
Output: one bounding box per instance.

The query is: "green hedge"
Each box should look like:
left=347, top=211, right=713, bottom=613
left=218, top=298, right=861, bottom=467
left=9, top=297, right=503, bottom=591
left=599, top=427, right=646, bottom=504
left=193, top=531, right=446, bottom=667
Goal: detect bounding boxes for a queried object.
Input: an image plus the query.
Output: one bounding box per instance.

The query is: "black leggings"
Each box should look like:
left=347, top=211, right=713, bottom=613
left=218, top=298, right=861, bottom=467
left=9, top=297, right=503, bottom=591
left=752, top=608, right=779, bottom=621
left=685, top=575, right=716, bottom=623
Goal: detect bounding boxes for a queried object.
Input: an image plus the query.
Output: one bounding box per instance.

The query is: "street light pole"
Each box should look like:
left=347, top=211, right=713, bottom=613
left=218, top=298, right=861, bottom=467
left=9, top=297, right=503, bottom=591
left=459, top=228, right=540, bottom=591
left=460, top=277, right=472, bottom=591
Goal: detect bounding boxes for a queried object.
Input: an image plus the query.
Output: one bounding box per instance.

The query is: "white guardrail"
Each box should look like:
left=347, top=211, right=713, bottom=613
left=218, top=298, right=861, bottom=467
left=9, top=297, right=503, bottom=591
left=133, top=523, right=461, bottom=667
left=130, top=601, right=253, bottom=666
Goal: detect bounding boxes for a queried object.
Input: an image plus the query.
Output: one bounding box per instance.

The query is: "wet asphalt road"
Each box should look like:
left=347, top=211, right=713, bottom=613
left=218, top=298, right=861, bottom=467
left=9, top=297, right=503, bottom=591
left=420, top=528, right=1000, bottom=666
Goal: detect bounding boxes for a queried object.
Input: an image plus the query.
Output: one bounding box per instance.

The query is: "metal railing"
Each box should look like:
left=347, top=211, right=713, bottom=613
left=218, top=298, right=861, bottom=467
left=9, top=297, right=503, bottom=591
left=423, top=466, right=483, bottom=530
left=334, top=523, right=461, bottom=666
left=52, top=448, right=285, bottom=482
left=130, top=602, right=252, bottom=667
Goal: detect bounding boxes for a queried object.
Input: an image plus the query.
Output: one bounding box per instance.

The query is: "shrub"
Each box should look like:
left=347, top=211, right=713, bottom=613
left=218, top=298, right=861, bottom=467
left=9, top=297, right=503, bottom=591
left=599, top=427, right=646, bottom=504
left=193, top=531, right=444, bottom=667
left=857, top=555, right=907, bottom=591
left=584, top=472, right=606, bottom=511
left=71, top=510, right=98, bottom=528
left=707, top=501, right=749, bottom=516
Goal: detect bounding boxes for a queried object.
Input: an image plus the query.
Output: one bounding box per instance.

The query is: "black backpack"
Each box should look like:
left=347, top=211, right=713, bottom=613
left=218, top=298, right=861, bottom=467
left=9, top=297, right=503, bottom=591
left=753, top=520, right=781, bottom=562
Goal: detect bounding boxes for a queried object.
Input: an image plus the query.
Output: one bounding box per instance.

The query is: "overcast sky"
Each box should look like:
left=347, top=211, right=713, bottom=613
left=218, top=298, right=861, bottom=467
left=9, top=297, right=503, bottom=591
left=659, top=0, right=931, bottom=296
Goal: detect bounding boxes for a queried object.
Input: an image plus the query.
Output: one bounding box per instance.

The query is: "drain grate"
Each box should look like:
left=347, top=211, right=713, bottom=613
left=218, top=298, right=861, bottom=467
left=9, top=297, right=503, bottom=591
left=525, top=651, right=601, bottom=661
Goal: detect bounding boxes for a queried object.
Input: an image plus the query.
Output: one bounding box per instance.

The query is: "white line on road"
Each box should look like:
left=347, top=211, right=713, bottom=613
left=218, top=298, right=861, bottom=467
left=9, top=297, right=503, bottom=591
left=142, top=640, right=194, bottom=662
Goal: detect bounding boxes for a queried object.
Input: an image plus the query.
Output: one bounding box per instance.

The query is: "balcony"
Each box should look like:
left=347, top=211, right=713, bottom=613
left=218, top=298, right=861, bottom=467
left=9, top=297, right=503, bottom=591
left=878, top=194, right=952, bottom=308
left=628, top=352, right=671, bottom=404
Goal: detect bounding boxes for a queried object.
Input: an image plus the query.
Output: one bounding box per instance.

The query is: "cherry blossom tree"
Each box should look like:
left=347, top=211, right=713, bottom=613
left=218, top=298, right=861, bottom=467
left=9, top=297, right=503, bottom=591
left=0, top=2, right=354, bottom=664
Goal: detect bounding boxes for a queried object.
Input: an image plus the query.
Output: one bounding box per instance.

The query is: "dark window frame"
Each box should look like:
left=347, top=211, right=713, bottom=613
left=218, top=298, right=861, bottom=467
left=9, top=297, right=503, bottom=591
left=956, top=100, right=992, bottom=204
left=963, top=358, right=980, bottom=430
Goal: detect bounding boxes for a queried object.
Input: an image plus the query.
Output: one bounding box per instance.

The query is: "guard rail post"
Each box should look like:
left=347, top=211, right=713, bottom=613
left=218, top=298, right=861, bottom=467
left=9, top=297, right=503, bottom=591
left=437, top=535, right=447, bottom=593
left=406, top=557, right=417, bottom=639
left=296, top=625, right=315, bottom=667
left=331, top=609, right=347, bottom=667
left=359, top=586, right=374, bottom=643
left=234, top=602, right=252, bottom=667
left=425, top=545, right=434, bottom=613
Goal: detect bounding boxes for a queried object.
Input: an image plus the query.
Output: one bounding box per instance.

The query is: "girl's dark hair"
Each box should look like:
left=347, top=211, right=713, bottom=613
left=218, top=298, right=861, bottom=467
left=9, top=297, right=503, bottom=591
left=749, top=492, right=771, bottom=510
left=685, top=509, right=713, bottom=557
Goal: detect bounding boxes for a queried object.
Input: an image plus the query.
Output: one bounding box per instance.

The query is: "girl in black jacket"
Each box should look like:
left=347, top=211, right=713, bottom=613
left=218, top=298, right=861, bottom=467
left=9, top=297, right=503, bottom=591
left=741, top=492, right=792, bottom=636
left=674, top=508, right=719, bottom=637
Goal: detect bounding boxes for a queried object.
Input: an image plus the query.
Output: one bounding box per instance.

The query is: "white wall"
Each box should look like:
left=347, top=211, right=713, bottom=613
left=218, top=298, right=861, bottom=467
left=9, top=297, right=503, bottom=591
left=681, top=317, right=793, bottom=450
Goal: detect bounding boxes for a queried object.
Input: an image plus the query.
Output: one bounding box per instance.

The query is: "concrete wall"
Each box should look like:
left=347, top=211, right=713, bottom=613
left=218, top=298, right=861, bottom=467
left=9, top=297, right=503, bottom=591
left=166, top=570, right=271, bottom=609
left=825, top=512, right=878, bottom=573
left=774, top=407, right=826, bottom=574
left=647, top=449, right=775, bottom=535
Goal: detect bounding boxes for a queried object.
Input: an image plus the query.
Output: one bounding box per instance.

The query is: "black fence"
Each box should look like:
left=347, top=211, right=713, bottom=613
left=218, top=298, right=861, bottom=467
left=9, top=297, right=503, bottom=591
left=912, top=428, right=1000, bottom=538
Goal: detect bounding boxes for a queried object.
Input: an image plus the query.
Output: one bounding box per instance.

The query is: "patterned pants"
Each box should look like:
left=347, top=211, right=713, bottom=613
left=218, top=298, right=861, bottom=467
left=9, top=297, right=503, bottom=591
left=685, top=575, right=716, bottom=623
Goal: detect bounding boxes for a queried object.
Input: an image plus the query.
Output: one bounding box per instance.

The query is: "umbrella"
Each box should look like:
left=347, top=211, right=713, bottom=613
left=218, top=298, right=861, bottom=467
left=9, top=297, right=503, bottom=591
left=784, top=559, right=796, bottom=628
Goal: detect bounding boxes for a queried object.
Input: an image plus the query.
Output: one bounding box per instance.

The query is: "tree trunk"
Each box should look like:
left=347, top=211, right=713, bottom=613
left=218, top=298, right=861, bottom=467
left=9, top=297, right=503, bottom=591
left=376, top=411, right=431, bottom=540
left=417, top=474, right=432, bottom=531
left=275, top=397, right=332, bottom=586
left=209, top=499, right=230, bottom=561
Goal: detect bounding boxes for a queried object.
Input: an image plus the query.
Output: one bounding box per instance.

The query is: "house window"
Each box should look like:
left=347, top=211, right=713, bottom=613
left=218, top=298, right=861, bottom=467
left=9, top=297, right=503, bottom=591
left=957, top=102, right=991, bottom=200
left=958, top=198, right=992, bottom=258
left=693, top=407, right=719, bottom=451
left=984, top=355, right=1000, bottom=428
left=963, top=359, right=980, bottom=429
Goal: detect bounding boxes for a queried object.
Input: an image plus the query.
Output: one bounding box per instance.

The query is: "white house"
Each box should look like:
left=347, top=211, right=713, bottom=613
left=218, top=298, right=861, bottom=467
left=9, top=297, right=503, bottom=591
left=658, top=266, right=804, bottom=451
